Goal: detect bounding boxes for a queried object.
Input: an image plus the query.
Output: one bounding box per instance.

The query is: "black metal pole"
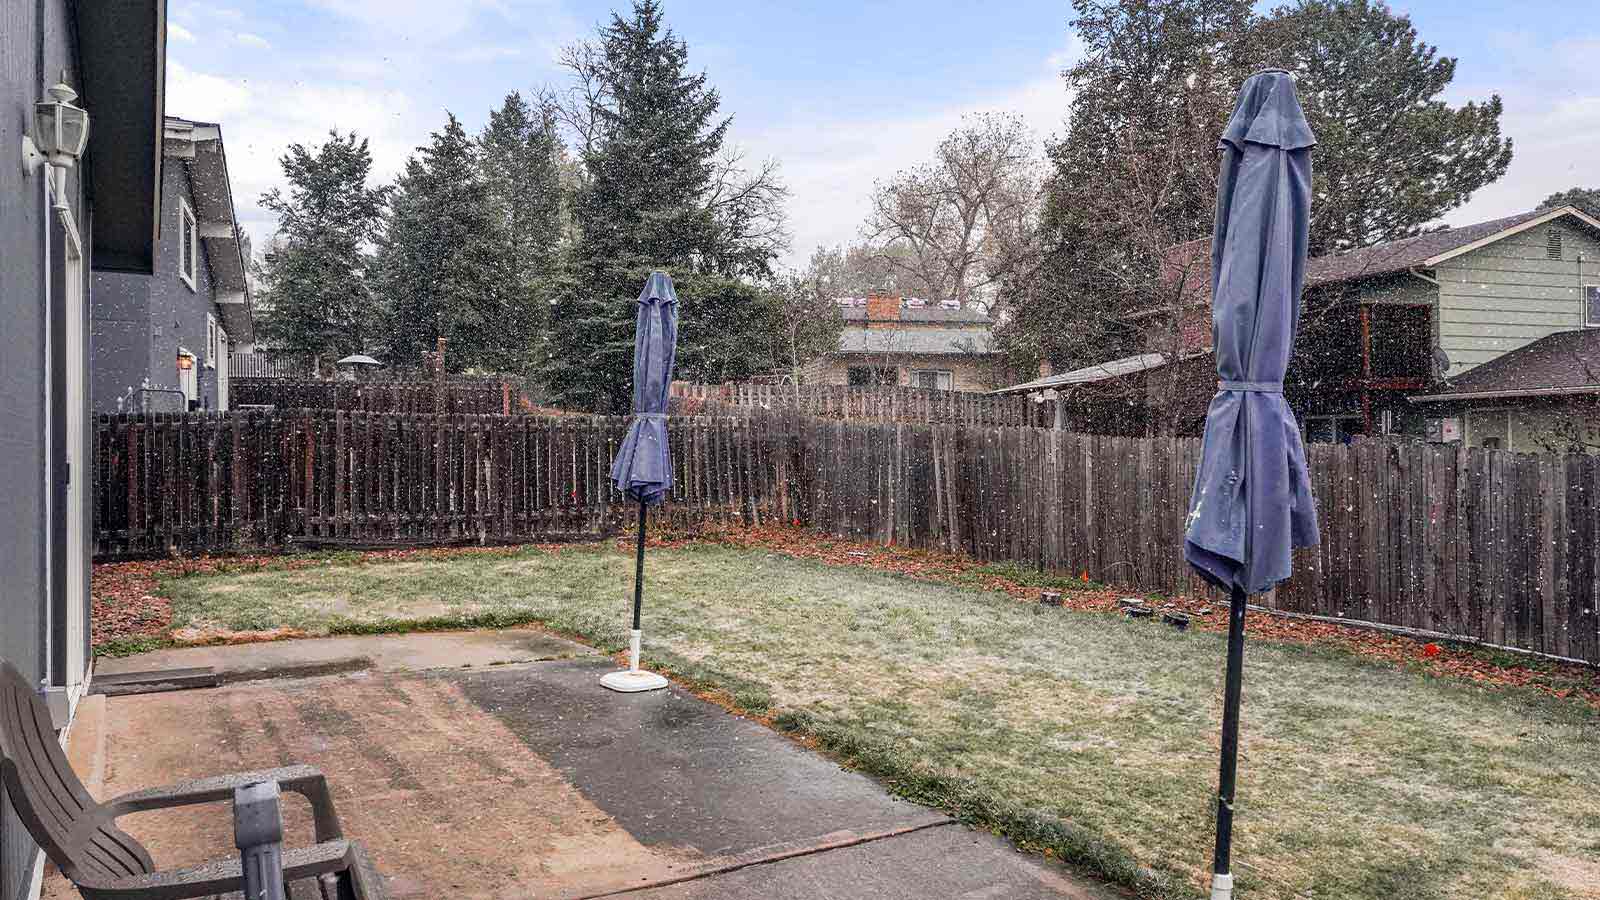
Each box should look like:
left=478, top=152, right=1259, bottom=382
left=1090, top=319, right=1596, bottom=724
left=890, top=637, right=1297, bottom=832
left=1212, top=583, right=1248, bottom=883
left=632, top=499, right=647, bottom=631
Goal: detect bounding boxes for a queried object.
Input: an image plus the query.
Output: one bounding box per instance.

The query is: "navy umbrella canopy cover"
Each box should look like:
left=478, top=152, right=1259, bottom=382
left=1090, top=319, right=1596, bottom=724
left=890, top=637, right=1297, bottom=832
left=610, top=271, right=680, bottom=506
left=1184, top=69, right=1320, bottom=596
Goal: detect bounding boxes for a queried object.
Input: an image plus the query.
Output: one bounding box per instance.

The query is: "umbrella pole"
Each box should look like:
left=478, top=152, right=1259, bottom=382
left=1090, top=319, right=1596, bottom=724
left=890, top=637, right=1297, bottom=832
left=600, top=498, right=669, bottom=692
left=629, top=499, right=647, bottom=674
left=1210, top=583, right=1248, bottom=899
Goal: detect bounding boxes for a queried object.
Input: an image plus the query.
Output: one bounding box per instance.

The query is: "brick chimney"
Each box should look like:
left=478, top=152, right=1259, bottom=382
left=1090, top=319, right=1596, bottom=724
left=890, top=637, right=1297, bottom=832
left=865, top=291, right=900, bottom=329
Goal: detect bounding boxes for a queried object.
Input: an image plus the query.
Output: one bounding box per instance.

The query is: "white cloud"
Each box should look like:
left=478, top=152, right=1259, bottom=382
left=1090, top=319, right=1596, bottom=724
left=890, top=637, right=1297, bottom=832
left=1442, top=33, right=1600, bottom=225
left=168, top=59, right=422, bottom=249
left=235, top=32, right=272, bottom=50
left=753, top=50, right=1074, bottom=271
left=168, top=22, right=196, bottom=43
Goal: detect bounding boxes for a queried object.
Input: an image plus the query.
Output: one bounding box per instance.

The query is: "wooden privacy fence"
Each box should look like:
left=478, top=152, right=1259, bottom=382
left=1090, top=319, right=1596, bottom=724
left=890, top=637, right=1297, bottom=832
left=801, top=424, right=1599, bottom=665
left=93, top=411, right=797, bottom=558
left=93, top=411, right=1600, bottom=664
left=671, top=381, right=1046, bottom=427
left=231, top=378, right=519, bottom=414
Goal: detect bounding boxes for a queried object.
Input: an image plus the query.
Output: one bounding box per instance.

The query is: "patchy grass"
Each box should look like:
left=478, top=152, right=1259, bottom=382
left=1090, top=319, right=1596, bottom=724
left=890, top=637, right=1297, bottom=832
left=153, top=542, right=1600, bottom=899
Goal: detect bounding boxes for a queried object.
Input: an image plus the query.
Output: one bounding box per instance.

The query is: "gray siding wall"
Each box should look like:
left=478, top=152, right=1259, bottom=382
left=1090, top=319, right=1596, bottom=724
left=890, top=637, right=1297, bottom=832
left=0, top=0, right=85, bottom=895
left=91, top=162, right=224, bottom=413
left=1437, top=220, right=1600, bottom=375
left=91, top=270, right=153, bottom=412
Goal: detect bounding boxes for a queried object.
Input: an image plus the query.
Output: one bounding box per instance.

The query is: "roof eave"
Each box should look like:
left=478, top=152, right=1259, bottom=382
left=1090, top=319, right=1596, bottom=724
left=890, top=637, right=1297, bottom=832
left=1421, top=206, right=1600, bottom=268
left=77, top=0, right=166, bottom=273
left=1409, top=384, right=1600, bottom=403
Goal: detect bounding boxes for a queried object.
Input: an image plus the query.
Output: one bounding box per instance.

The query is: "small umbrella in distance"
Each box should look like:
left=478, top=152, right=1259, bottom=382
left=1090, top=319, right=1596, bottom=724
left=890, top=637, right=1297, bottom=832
left=601, top=272, right=680, bottom=693
left=1183, top=69, right=1320, bottom=900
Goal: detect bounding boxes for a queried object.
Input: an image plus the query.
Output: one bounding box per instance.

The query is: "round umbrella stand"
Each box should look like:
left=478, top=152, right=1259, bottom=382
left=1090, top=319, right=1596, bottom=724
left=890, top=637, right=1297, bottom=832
left=600, top=670, right=669, bottom=693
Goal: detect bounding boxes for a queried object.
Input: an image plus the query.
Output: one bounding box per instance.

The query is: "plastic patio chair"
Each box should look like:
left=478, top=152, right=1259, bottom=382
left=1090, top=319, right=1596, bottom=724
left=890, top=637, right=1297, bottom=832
left=0, top=658, right=387, bottom=899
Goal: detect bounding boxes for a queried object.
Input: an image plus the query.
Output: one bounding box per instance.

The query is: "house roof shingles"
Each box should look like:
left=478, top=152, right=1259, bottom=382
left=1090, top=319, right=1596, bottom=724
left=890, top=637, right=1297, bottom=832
left=838, top=326, right=996, bottom=356
left=1303, top=209, right=1555, bottom=287
left=1413, top=328, right=1600, bottom=401
left=840, top=305, right=992, bottom=324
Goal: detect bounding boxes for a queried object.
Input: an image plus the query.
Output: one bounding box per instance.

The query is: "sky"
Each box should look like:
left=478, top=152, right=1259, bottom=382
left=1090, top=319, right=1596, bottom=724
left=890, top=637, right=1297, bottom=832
left=166, top=0, right=1600, bottom=271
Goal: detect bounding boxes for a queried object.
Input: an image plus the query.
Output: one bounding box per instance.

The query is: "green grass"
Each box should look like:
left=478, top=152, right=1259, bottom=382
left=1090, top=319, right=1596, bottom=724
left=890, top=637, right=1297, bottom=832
left=157, top=543, right=1600, bottom=899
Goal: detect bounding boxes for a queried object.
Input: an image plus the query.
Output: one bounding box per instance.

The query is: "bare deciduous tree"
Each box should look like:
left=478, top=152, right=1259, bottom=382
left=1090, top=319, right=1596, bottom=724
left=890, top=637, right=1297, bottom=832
left=862, top=112, right=1044, bottom=307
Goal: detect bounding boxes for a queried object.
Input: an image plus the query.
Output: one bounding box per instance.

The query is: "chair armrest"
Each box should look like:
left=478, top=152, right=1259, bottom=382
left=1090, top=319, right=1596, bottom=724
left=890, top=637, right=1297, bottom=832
left=75, top=839, right=351, bottom=900
left=93, top=765, right=343, bottom=842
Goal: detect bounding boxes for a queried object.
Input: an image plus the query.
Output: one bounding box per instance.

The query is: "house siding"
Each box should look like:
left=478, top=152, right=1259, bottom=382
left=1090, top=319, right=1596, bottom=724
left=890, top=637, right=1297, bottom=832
left=1460, top=397, right=1600, bottom=454
left=92, top=161, right=224, bottom=412
left=1436, top=221, right=1600, bottom=375
left=0, top=0, right=86, bottom=895
left=807, top=354, right=1004, bottom=392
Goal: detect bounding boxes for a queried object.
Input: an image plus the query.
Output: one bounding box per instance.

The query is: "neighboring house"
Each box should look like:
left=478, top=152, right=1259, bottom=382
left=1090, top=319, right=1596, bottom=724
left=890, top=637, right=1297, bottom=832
left=1410, top=328, right=1600, bottom=452
left=1, top=3, right=165, bottom=898
left=93, top=116, right=253, bottom=413
left=995, top=205, right=1600, bottom=445
left=806, top=293, right=1005, bottom=392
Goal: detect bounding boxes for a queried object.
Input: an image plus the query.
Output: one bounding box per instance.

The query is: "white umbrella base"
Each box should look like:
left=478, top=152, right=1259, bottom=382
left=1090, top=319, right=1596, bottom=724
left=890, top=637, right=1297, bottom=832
left=1210, top=873, right=1233, bottom=900
left=600, top=670, right=669, bottom=692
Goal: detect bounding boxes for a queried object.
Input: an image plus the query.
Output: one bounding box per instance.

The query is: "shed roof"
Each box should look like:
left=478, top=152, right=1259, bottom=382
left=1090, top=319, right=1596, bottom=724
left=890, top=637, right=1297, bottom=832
left=990, top=353, right=1172, bottom=395
left=1411, top=329, right=1600, bottom=402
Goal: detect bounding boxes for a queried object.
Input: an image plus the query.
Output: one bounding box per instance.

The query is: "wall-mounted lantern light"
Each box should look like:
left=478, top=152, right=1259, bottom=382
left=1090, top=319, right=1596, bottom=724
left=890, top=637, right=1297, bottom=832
left=22, top=72, right=90, bottom=198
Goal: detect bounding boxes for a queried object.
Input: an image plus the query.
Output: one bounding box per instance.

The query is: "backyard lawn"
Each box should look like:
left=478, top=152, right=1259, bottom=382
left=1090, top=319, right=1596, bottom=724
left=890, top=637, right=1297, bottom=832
left=153, top=543, right=1600, bottom=900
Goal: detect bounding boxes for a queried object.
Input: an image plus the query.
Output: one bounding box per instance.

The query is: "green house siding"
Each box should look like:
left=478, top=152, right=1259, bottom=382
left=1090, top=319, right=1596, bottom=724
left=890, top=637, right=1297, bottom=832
left=1435, top=220, right=1599, bottom=376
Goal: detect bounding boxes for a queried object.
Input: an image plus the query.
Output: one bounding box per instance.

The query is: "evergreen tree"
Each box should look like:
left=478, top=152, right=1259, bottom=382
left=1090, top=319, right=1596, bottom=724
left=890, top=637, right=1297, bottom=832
left=479, top=91, right=566, bottom=365
left=376, top=113, right=510, bottom=372
left=544, top=0, right=786, bottom=411
left=1258, top=0, right=1513, bottom=254
left=256, top=132, right=389, bottom=359
left=1541, top=187, right=1600, bottom=218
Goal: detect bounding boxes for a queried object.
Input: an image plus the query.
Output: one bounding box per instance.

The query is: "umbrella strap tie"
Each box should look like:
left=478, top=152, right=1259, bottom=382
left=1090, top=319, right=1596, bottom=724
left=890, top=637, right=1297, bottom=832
left=1218, top=380, right=1282, bottom=393
left=636, top=413, right=668, bottom=419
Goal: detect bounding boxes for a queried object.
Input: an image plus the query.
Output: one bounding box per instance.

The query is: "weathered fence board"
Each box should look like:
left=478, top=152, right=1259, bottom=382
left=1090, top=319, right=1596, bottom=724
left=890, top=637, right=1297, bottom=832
left=231, top=378, right=516, bottom=414
left=94, top=411, right=1600, bottom=664
left=670, top=381, right=1047, bottom=427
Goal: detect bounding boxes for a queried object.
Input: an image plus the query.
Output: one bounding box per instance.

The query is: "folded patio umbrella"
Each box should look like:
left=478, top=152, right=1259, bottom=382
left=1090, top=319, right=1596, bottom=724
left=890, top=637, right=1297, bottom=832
left=1183, top=69, right=1320, bottom=900
left=602, top=271, right=680, bottom=693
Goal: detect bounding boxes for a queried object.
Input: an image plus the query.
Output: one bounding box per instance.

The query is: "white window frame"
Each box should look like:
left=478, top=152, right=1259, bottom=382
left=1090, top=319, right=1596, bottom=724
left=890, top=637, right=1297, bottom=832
left=911, top=369, right=953, bottom=390
left=178, top=197, right=198, bottom=291
left=206, top=314, right=218, bottom=368
left=1584, top=284, right=1600, bottom=328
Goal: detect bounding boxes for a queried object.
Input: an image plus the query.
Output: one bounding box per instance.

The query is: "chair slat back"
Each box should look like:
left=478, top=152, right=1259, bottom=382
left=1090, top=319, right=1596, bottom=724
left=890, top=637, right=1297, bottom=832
left=0, top=659, right=153, bottom=883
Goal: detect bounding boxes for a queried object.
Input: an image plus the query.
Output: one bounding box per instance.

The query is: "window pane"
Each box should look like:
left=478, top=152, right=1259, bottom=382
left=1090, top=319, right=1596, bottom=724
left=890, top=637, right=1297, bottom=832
left=1586, top=286, right=1600, bottom=326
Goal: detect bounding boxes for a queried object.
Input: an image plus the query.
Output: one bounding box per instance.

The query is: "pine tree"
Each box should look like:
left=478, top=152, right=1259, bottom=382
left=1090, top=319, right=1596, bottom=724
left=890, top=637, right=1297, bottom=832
left=376, top=113, right=510, bottom=372
left=256, top=132, right=389, bottom=360
left=479, top=91, right=566, bottom=367
left=1540, top=187, right=1600, bottom=218
left=1258, top=0, right=1513, bottom=254
left=543, top=0, right=785, bottom=411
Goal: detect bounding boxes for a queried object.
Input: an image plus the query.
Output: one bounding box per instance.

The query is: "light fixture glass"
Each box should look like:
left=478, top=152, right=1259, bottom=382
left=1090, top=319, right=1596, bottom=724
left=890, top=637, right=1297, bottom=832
left=33, top=72, right=89, bottom=168
left=177, top=353, right=194, bottom=371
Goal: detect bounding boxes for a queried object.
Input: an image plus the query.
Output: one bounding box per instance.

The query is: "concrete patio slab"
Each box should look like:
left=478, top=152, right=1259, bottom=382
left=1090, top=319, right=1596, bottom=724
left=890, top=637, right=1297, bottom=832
left=49, top=643, right=1118, bottom=899
left=93, top=627, right=595, bottom=685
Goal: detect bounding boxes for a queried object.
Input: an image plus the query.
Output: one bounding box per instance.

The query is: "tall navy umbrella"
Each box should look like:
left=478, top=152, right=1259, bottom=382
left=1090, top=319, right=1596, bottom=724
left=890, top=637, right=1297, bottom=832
left=1183, top=70, right=1319, bottom=899
left=601, top=272, right=679, bottom=693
